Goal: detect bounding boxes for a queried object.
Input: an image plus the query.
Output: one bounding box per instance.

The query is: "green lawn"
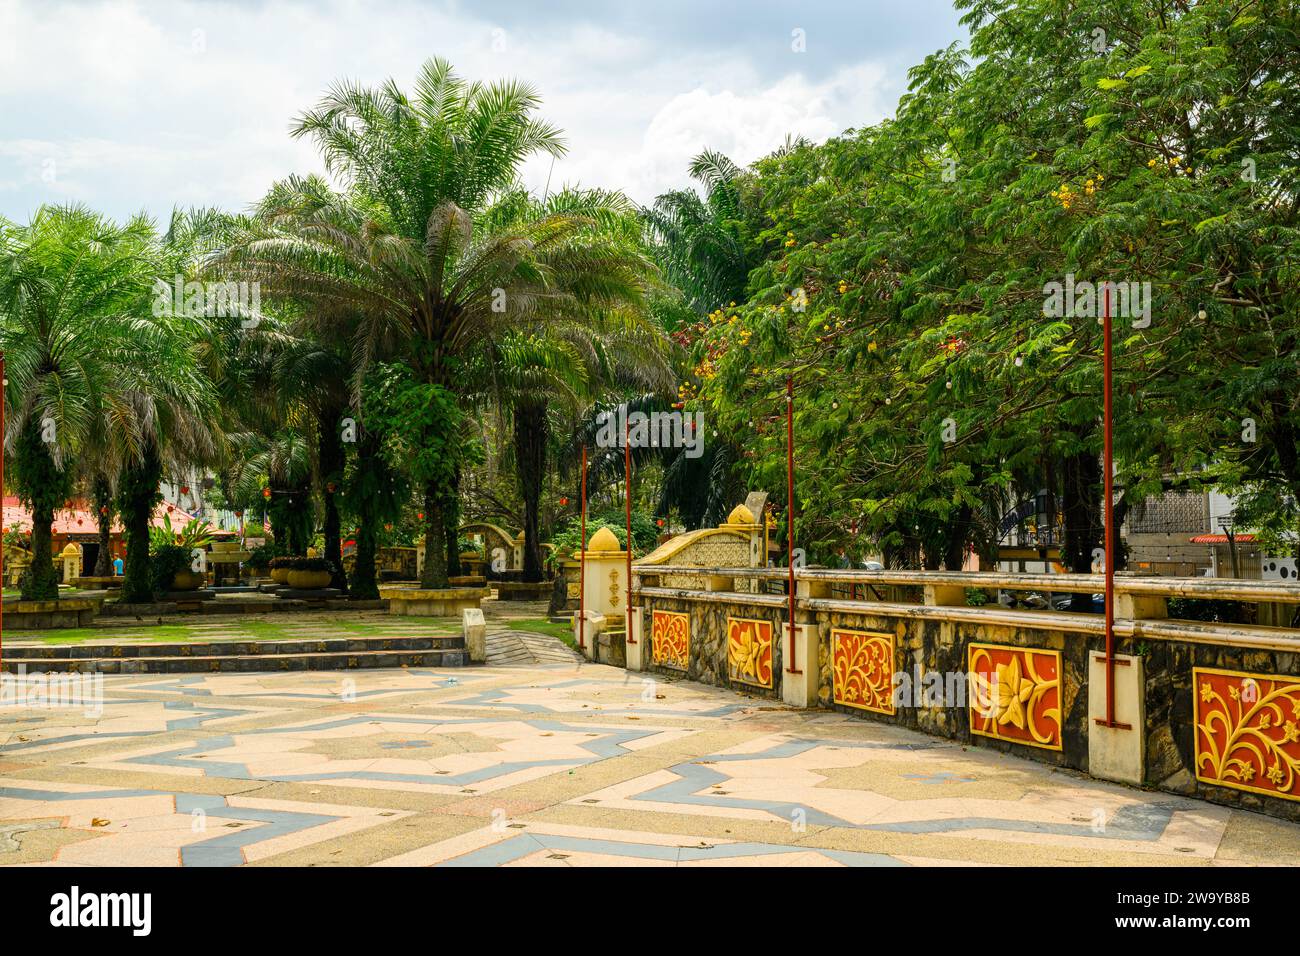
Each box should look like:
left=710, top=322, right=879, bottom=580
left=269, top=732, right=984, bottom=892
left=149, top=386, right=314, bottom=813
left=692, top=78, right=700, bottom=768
left=4, top=615, right=461, bottom=646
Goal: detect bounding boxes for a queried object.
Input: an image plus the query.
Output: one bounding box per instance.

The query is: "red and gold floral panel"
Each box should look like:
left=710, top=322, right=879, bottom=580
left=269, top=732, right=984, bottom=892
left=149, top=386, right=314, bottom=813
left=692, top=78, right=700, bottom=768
left=650, top=610, right=690, bottom=670
left=967, top=643, right=1062, bottom=751
left=831, top=628, right=895, bottom=715
left=1194, top=667, right=1300, bottom=802
left=726, top=617, right=773, bottom=688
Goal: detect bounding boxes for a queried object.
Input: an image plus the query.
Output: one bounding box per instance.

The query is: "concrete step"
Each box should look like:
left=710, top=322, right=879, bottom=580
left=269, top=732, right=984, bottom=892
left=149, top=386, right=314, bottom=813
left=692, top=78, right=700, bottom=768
left=3, top=646, right=468, bottom=674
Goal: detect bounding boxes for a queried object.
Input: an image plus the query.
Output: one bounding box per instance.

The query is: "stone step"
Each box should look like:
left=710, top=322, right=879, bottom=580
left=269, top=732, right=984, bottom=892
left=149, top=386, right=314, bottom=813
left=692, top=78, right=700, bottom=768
left=3, top=634, right=464, bottom=660
left=3, top=647, right=468, bottom=674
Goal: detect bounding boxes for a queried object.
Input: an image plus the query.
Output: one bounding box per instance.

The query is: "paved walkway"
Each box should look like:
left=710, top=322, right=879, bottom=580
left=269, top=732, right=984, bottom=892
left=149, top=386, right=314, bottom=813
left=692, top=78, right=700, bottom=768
left=3, top=655, right=1300, bottom=866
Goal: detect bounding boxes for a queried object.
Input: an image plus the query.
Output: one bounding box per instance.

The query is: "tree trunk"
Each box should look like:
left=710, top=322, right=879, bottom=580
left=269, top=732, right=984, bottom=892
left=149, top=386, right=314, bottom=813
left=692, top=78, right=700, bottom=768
left=348, top=429, right=383, bottom=600
left=445, top=463, right=462, bottom=578
left=318, top=412, right=347, bottom=592
left=420, top=482, right=449, bottom=588
left=118, top=444, right=162, bottom=604
left=1060, top=438, right=1102, bottom=611
left=24, top=496, right=60, bottom=601
left=514, top=399, right=547, bottom=582
left=92, top=473, right=114, bottom=577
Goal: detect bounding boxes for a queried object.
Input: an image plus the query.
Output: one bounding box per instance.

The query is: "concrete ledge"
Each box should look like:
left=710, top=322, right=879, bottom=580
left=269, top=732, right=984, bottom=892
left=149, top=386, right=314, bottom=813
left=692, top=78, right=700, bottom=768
left=379, top=585, right=489, bottom=617
left=494, top=580, right=553, bottom=601
left=3, top=598, right=104, bottom=629
left=72, top=576, right=123, bottom=589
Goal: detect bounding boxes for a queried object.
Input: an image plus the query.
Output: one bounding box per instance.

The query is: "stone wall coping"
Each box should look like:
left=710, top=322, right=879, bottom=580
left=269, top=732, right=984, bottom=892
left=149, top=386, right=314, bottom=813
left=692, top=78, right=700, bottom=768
left=8, top=598, right=105, bottom=612
left=634, top=565, right=1300, bottom=603
left=635, top=586, right=1300, bottom=652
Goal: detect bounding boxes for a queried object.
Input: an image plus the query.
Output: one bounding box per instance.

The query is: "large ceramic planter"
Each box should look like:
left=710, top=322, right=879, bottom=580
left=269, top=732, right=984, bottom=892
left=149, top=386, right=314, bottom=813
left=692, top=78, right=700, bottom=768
left=286, top=570, right=331, bottom=589
left=271, top=567, right=291, bottom=584
left=171, top=569, right=204, bottom=591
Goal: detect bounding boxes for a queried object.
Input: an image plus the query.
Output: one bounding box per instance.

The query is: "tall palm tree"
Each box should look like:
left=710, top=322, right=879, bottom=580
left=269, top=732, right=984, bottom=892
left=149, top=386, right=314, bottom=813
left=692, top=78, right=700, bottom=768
left=642, top=150, right=754, bottom=315
left=464, top=186, right=670, bottom=581
left=0, top=205, right=164, bottom=600
left=222, top=60, right=654, bottom=588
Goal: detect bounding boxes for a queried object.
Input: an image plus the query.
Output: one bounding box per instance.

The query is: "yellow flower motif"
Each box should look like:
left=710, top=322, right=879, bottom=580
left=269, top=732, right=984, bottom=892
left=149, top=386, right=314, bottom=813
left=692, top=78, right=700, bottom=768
left=1283, top=721, right=1300, bottom=744
left=1267, top=763, right=1285, bottom=785
left=1200, top=682, right=1213, bottom=703
left=1230, top=685, right=1240, bottom=701
left=1260, top=713, right=1272, bottom=730
left=1241, top=764, right=1256, bottom=782
left=1147, top=158, right=1159, bottom=168
left=993, top=656, right=1036, bottom=729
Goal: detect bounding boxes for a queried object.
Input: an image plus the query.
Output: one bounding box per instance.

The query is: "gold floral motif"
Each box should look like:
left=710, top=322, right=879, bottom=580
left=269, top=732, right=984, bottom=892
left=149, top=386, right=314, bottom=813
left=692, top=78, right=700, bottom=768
left=967, top=643, right=1062, bottom=751
left=651, top=610, right=689, bottom=670
left=726, top=617, right=773, bottom=688
left=1194, top=667, right=1300, bottom=802
left=831, top=629, right=895, bottom=715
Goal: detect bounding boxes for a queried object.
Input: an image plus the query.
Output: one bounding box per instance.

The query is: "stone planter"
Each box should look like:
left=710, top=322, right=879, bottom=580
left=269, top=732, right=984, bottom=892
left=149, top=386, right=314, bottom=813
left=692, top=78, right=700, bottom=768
left=379, top=585, right=489, bottom=617
left=171, top=569, right=204, bottom=591
left=286, top=570, right=331, bottom=589
left=271, top=567, right=291, bottom=584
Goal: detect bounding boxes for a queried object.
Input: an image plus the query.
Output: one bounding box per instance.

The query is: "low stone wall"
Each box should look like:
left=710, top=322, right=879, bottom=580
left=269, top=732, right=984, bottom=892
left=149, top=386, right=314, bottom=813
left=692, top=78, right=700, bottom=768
left=635, top=579, right=1300, bottom=823
left=5, top=599, right=103, bottom=629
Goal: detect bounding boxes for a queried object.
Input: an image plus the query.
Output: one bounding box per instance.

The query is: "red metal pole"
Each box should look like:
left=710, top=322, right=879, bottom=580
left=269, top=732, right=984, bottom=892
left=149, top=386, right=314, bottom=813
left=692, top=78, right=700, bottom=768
left=624, top=413, right=635, bottom=644
left=786, top=376, right=800, bottom=674
left=1102, top=284, right=1117, bottom=726
left=578, top=445, right=587, bottom=650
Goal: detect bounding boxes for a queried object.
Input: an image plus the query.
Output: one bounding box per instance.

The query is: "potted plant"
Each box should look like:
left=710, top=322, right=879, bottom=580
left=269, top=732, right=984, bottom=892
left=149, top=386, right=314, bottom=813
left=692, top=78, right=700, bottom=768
left=151, top=544, right=200, bottom=593
left=246, top=543, right=280, bottom=578
left=268, top=555, right=293, bottom=585
left=286, top=556, right=334, bottom=590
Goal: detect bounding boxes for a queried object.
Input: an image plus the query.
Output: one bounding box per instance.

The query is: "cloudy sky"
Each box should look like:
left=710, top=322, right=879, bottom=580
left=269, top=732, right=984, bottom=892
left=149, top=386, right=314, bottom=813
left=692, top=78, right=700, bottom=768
left=0, top=0, right=967, bottom=223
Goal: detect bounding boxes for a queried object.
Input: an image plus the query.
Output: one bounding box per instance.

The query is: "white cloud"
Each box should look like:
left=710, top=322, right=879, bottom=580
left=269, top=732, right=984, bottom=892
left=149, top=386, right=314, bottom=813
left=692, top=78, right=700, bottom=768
left=0, top=0, right=948, bottom=221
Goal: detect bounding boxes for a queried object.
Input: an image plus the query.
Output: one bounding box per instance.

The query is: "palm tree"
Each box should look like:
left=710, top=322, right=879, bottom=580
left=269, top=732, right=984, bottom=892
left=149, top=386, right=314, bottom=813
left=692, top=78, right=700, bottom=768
left=0, top=205, right=163, bottom=600
left=463, top=186, right=670, bottom=581
left=642, top=150, right=753, bottom=315
left=222, top=60, right=654, bottom=588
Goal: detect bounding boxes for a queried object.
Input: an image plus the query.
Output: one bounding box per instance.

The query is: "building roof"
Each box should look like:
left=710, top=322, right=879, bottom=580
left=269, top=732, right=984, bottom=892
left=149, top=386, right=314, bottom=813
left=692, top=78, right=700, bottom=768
left=1, top=496, right=187, bottom=535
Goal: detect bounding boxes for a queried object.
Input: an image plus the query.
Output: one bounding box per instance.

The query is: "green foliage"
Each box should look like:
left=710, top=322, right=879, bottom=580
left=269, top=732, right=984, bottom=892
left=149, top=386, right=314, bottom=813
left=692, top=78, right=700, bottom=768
left=149, top=513, right=216, bottom=553
left=246, top=542, right=282, bottom=570
left=547, top=509, right=659, bottom=564
left=149, top=544, right=192, bottom=597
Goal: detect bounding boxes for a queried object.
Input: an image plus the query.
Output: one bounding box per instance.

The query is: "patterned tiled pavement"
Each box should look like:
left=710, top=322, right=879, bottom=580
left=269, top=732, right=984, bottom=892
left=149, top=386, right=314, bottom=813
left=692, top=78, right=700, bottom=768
left=4, top=655, right=1300, bottom=866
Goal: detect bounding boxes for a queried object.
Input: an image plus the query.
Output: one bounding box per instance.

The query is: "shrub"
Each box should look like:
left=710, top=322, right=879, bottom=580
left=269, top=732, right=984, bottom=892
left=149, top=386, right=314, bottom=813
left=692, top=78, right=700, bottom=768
left=287, top=556, right=336, bottom=574
left=246, top=543, right=281, bottom=571
left=150, top=545, right=192, bottom=596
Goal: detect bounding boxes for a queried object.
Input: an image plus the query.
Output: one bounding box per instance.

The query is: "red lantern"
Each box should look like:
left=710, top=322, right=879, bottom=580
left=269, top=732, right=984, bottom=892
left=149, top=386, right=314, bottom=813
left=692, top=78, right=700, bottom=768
left=656, top=518, right=665, bottom=527
left=99, top=506, right=108, bottom=516
left=560, top=497, right=568, bottom=506
left=180, top=485, right=189, bottom=495
left=234, top=510, right=243, bottom=518
left=417, top=512, right=424, bottom=521
left=166, top=505, right=174, bottom=513
left=262, top=488, right=272, bottom=500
